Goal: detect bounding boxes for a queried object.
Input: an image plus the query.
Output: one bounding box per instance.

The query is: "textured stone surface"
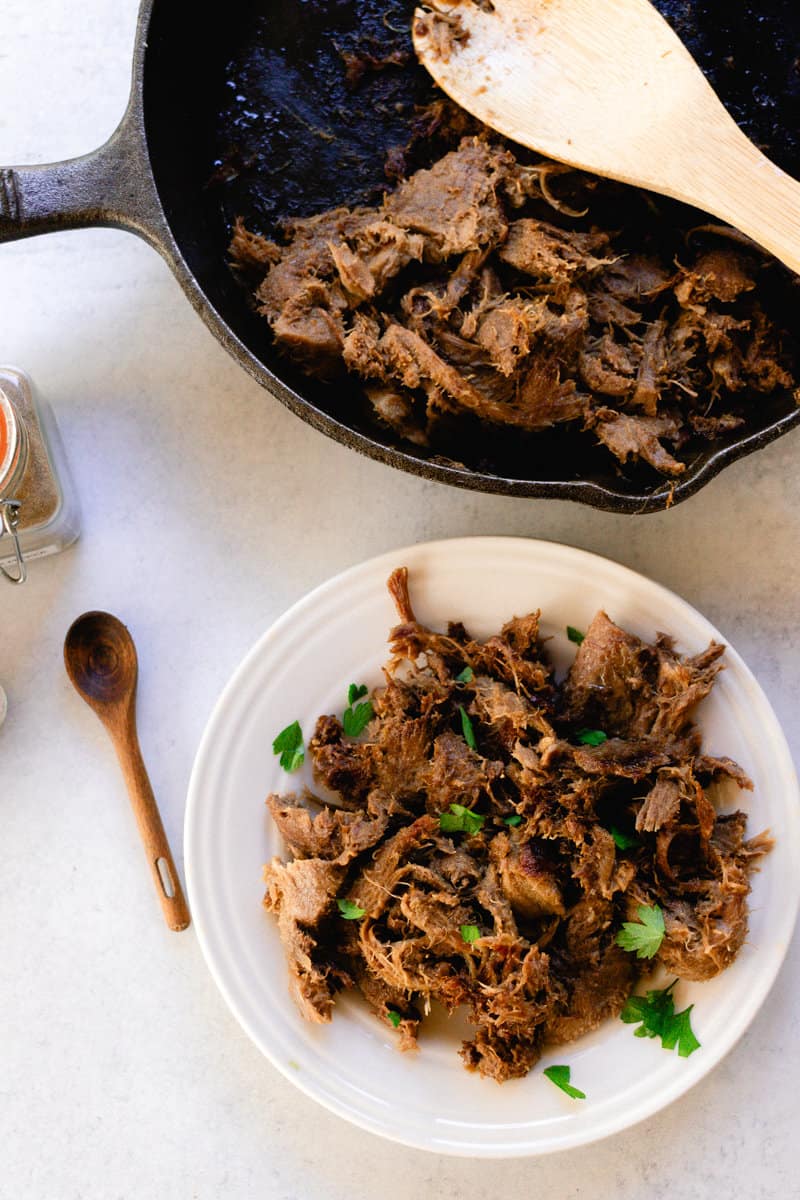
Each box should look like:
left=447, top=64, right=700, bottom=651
left=0, top=2, right=798, bottom=1195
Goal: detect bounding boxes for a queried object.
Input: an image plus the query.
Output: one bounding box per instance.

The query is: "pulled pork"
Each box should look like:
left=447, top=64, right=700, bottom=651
left=232, top=136, right=797, bottom=478
left=262, top=568, right=770, bottom=1081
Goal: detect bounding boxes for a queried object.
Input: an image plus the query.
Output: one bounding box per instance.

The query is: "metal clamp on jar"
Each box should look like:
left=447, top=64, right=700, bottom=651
left=0, top=367, right=80, bottom=584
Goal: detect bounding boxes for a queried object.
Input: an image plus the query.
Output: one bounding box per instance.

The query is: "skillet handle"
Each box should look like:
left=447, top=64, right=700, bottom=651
left=0, top=107, right=164, bottom=248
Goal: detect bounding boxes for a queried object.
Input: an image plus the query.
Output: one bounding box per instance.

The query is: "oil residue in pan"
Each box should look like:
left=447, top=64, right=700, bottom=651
left=211, top=1, right=440, bottom=237
left=657, top=0, right=800, bottom=178
left=211, top=0, right=800, bottom=241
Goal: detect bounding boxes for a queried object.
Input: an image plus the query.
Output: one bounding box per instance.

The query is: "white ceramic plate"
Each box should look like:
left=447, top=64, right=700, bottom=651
left=185, top=538, right=800, bottom=1157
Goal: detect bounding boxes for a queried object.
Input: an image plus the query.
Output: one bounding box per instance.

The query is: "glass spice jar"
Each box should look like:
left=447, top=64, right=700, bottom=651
left=0, top=367, right=80, bottom=584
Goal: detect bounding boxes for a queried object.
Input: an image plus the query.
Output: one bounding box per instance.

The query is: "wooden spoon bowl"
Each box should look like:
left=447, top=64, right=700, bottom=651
left=65, top=611, right=138, bottom=711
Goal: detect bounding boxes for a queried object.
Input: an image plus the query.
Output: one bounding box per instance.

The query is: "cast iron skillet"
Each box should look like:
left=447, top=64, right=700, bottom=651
left=1, top=0, right=798, bottom=514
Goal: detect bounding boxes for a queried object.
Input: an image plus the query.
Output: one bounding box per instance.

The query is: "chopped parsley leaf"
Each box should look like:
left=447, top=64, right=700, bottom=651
left=343, top=683, right=374, bottom=738
left=609, top=824, right=640, bottom=851
left=460, top=924, right=481, bottom=944
left=621, top=980, right=700, bottom=1057
left=386, top=1009, right=402, bottom=1029
left=660, top=1004, right=701, bottom=1058
left=544, top=1065, right=586, bottom=1100
left=459, top=704, right=477, bottom=750
left=439, top=803, right=485, bottom=836
left=272, top=720, right=305, bottom=773
left=456, top=666, right=474, bottom=683
left=576, top=728, right=608, bottom=746
left=567, top=626, right=585, bottom=645
left=504, top=814, right=523, bottom=827
left=337, top=898, right=366, bottom=920
left=616, top=904, right=665, bottom=958
left=621, top=981, right=675, bottom=1040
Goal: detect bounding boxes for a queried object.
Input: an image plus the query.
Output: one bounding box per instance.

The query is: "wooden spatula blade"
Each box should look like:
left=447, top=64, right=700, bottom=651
left=414, top=0, right=727, bottom=188
left=413, top=0, right=800, bottom=273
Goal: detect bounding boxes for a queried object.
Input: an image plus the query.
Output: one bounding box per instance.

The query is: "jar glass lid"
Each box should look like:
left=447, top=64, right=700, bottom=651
left=0, top=387, right=20, bottom=491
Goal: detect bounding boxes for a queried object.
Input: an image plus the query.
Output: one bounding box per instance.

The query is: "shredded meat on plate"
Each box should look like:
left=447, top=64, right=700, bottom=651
left=262, top=568, right=770, bottom=1082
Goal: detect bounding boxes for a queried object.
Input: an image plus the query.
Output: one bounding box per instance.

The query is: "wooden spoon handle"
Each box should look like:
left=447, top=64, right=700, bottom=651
left=697, top=129, right=800, bottom=276
left=114, top=731, right=191, bottom=931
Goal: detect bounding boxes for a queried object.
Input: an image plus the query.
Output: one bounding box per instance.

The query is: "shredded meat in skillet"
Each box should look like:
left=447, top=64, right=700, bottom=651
left=262, top=568, right=770, bottom=1081
left=231, top=133, right=798, bottom=478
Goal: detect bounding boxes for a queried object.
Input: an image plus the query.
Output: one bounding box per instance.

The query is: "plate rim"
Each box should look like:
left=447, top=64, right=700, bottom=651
left=185, top=535, right=800, bottom=1157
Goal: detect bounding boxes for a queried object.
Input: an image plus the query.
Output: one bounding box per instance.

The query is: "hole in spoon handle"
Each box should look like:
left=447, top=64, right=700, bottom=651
left=156, top=856, right=176, bottom=899
left=151, top=853, right=191, bottom=931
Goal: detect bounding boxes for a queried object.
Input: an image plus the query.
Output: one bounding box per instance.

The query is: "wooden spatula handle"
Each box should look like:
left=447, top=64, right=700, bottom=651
left=114, top=730, right=191, bottom=931
left=699, top=130, right=800, bottom=276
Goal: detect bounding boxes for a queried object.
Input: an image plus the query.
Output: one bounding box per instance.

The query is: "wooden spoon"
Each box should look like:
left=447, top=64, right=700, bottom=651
left=413, top=0, right=800, bottom=274
left=64, top=612, right=190, bottom=932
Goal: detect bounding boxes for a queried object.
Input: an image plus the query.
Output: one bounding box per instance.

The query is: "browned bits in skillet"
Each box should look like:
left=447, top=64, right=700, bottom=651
left=232, top=134, right=798, bottom=478
left=261, top=568, right=770, bottom=1081
left=335, top=41, right=412, bottom=91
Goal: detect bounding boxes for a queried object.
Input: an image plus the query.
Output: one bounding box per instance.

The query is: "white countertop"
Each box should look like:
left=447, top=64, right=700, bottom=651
left=1, top=2, right=798, bottom=1195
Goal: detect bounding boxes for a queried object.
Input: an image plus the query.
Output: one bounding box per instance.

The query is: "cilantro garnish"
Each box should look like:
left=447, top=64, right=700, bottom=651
left=337, top=898, right=366, bottom=920
left=459, top=704, right=477, bottom=750
left=609, top=824, right=640, bottom=851
left=544, top=1065, right=586, bottom=1100
left=343, top=683, right=373, bottom=738
left=460, top=924, right=480, bottom=944
left=272, top=720, right=305, bottom=773
left=456, top=666, right=474, bottom=683
left=576, top=728, right=608, bottom=746
left=439, top=803, right=485, bottom=836
left=621, top=980, right=700, bottom=1057
left=504, top=814, right=523, bottom=827
left=659, top=1004, right=701, bottom=1057
left=343, top=700, right=373, bottom=736
left=620, top=982, right=673, bottom=1039
left=567, top=626, right=585, bottom=645
left=616, top=904, right=665, bottom=958
left=386, top=1009, right=402, bottom=1029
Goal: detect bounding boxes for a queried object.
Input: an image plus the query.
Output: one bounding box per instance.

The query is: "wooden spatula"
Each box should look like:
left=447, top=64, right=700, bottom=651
left=413, top=0, right=800, bottom=274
